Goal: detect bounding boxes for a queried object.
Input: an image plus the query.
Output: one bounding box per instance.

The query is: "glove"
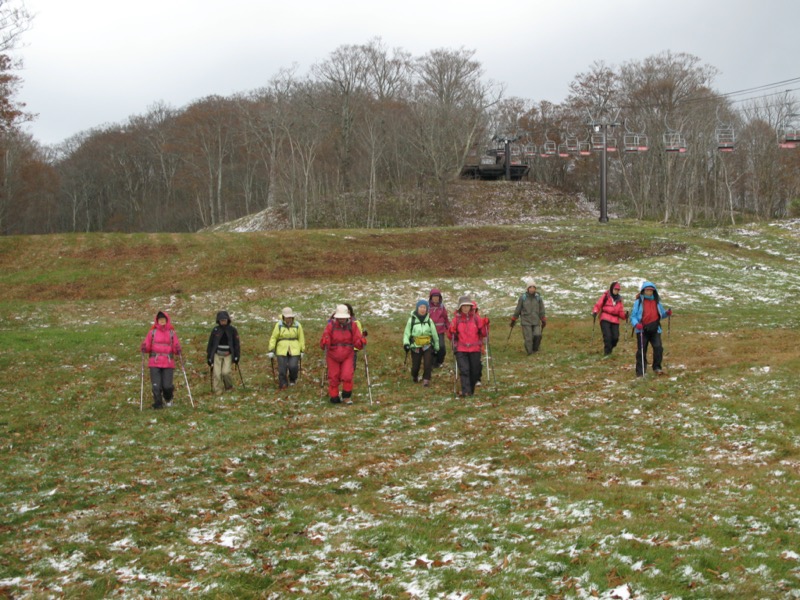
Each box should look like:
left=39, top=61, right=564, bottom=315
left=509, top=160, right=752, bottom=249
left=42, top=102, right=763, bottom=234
left=635, top=323, right=644, bottom=331
left=267, top=352, right=275, bottom=358
left=320, top=337, right=329, bottom=349
left=362, top=329, right=368, bottom=337
left=665, top=309, right=672, bottom=317
left=510, top=317, right=517, bottom=327
left=140, top=343, right=147, bottom=353
left=540, top=317, right=547, bottom=329
left=404, top=344, right=410, bottom=352
left=592, top=311, right=598, bottom=317
left=484, top=317, right=490, bottom=325
left=207, top=358, right=213, bottom=366
left=624, top=310, right=629, bottom=321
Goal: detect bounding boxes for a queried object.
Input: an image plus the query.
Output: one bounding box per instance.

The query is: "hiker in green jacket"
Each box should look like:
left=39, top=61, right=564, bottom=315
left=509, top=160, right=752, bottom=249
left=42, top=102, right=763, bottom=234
left=511, top=279, right=547, bottom=355
left=403, top=299, right=440, bottom=387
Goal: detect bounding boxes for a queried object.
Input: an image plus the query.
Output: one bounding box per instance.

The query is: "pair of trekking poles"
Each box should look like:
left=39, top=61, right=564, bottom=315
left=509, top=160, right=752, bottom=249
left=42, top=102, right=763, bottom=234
left=451, top=330, right=497, bottom=399
left=139, top=353, right=195, bottom=411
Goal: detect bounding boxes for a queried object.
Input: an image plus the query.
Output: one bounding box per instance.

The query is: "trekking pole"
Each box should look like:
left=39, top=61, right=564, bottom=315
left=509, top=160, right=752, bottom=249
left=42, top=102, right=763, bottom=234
left=667, top=309, right=671, bottom=337
left=270, top=356, right=278, bottom=386
left=209, top=365, right=213, bottom=395
left=320, top=349, right=328, bottom=398
left=363, top=347, right=373, bottom=405
left=639, top=330, right=646, bottom=377
left=484, top=332, right=496, bottom=387
left=178, top=354, right=195, bottom=408
left=451, top=338, right=460, bottom=398
left=592, top=312, right=597, bottom=342
left=506, top=320, right=516, bottom=344
left=235, top=362, right=246, bottom=388
left=140, top=353, right=145, bottom=411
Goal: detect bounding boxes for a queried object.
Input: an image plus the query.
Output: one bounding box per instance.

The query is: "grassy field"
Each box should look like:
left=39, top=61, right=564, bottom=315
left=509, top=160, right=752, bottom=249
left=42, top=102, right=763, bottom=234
left=2, top=219, right=800, bottom=599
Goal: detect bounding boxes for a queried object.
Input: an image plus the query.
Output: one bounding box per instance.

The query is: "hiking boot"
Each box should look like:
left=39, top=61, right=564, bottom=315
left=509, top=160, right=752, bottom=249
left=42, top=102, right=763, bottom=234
left=152, top=402, right=164, bottom=409
left=289, top=381, right=296, bottom=387
left=654, top=368, right=666, bottom=376
left=165, top=400, right=173, bottom=407
left=342, top=391, right=353, bottom=405
left=475, top=381, right=482, bottom=387
left=422, top=379, right=430, bottom=387
left=330, top=396, right=342, bottom=404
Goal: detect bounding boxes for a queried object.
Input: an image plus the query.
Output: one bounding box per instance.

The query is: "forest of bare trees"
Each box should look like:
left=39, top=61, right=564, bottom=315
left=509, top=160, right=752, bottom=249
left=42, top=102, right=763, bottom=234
left=1, top=34, right=799, bottom=234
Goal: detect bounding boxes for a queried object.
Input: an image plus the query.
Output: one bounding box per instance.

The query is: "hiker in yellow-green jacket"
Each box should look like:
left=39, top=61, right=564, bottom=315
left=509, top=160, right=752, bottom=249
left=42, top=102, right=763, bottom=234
left=267, top=307, right=305, bottom=390
left=402, top=299, right=440, bottom=387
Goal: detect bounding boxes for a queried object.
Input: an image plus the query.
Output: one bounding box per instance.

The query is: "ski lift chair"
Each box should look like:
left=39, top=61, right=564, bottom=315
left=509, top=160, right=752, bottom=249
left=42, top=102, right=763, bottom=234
left=664, top=131, right=687, bottom=153
left=716, top=126, right=735, bottom=152
left=539, top=140, right=557, bottom=158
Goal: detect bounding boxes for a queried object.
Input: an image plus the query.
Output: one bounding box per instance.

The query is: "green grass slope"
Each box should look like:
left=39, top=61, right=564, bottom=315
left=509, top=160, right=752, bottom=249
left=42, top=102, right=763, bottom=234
left=1, top=219, right=800, bottom=599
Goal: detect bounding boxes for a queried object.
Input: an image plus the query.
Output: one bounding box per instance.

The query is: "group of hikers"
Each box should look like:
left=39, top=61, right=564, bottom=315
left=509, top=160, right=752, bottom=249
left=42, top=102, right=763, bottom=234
left=140, top=280, right=672, bottom=409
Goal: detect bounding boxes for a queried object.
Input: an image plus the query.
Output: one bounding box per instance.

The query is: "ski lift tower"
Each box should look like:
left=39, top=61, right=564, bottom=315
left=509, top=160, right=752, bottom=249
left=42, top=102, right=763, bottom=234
left=587, top=110, right=620, bottom=223
left=492, top=134, right=520, bottom=180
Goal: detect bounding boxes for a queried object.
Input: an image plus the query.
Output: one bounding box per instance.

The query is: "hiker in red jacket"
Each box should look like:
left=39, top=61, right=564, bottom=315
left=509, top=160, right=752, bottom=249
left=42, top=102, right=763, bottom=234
left=592, top=281, right=627, bottom=356
left=140, top=311, right=182, bottom=409
left=448, top=296, right=487, bottom=397
left=428, top=288, right=450, bottom=368
left=320, top=304, right=365, bottom=404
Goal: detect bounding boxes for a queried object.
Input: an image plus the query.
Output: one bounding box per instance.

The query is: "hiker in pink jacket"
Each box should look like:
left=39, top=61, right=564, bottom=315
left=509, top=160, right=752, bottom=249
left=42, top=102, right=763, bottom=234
left=428, top=288, right=450, bottom=368
left=140, top=311, right=182, bottom=409
left=592, top=281, right=627, bottom=356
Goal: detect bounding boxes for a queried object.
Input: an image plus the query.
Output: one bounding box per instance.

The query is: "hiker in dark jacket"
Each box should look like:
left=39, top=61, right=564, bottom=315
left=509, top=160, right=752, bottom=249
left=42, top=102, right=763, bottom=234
left=592, top=281, right=627, bottom=356
left=206, top=310, right=241, bottom=396
left=629, top=281, right=672, bottom=377
left=403, top=299, right=440, bottom=386
left=428, top=288, right=450, bottom=368
left=511, top=279, right=546, bottom=355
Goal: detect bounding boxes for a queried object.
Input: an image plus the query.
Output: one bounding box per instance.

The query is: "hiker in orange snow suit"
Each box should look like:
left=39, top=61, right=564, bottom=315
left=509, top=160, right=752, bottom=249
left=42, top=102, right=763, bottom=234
left=140, top=311, right=182, bottom=409
left=448, top=296, right=487, bottom=397
left=320, top=304, right=366, bottom=404
left=592, top=282, right=627, bottom=356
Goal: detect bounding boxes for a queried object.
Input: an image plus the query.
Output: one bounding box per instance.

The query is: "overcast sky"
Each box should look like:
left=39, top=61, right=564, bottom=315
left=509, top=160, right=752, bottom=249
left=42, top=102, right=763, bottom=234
left=14, top=0, right=800, bottom=146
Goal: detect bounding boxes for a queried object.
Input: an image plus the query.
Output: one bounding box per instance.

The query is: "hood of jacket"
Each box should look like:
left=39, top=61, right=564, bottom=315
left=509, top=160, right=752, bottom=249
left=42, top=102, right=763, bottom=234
left=153, top=311, right=173, bottom=329
left=216, top=310, right=231, bottom=325
left=638, top=281, right=660, bottom=302
left=429, top=288, right=443, bottom=304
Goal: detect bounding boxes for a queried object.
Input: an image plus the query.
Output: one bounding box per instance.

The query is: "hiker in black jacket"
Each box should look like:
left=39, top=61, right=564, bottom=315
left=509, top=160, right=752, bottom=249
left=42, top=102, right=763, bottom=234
left=206, top=310, right=241, bottom=396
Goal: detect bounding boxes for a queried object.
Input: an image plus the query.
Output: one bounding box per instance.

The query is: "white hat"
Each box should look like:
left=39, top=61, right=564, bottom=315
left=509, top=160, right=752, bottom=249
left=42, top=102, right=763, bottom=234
left=524, top=278, right=536, bottom=288
left=333, top=304, right=350, bottom=319
left=457, top=295, right=473, bottom=308
left=281, top=307, right=295, bottom=318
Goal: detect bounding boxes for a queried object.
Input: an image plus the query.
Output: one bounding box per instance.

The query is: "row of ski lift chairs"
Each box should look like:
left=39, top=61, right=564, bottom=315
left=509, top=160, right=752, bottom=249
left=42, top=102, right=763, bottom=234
left=522, top=133, right=651, bottom=159
left=523, top=127, right=739, bottom=158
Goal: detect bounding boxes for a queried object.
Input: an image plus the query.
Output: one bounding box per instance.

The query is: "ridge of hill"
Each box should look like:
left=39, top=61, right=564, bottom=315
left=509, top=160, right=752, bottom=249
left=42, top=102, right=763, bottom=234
left=203, top=180, right=597, bottom=232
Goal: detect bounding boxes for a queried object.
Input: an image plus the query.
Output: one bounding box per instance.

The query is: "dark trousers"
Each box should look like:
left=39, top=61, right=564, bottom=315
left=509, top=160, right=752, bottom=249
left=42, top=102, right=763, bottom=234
left=600, top=320, right=620, bottom=355
left=149, top=367, right=174, bottom=406
left=411, top=346, right=434, bottom=382
left=455, top=351, right=482, bottom=395
left=434, top=333, right=446, bottom=366
left=277, top=355, right=300, bottom=387
left=635, top=329, right=663, bottom=376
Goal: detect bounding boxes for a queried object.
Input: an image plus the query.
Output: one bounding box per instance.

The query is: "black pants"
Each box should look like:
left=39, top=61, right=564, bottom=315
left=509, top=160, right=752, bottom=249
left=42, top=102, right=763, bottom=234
left=600, top=320, right=620, bottom=355
left=635, top=329, right=663, bottom=376
left=434, top=333, right=446, bottom=367
left=277, top=355, right=300, bottom=387
left=455, top=351, right=482, bottom=396
left=411, top=346, right=434, bottom=382
left=149, top=367, right=174, bottom=406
